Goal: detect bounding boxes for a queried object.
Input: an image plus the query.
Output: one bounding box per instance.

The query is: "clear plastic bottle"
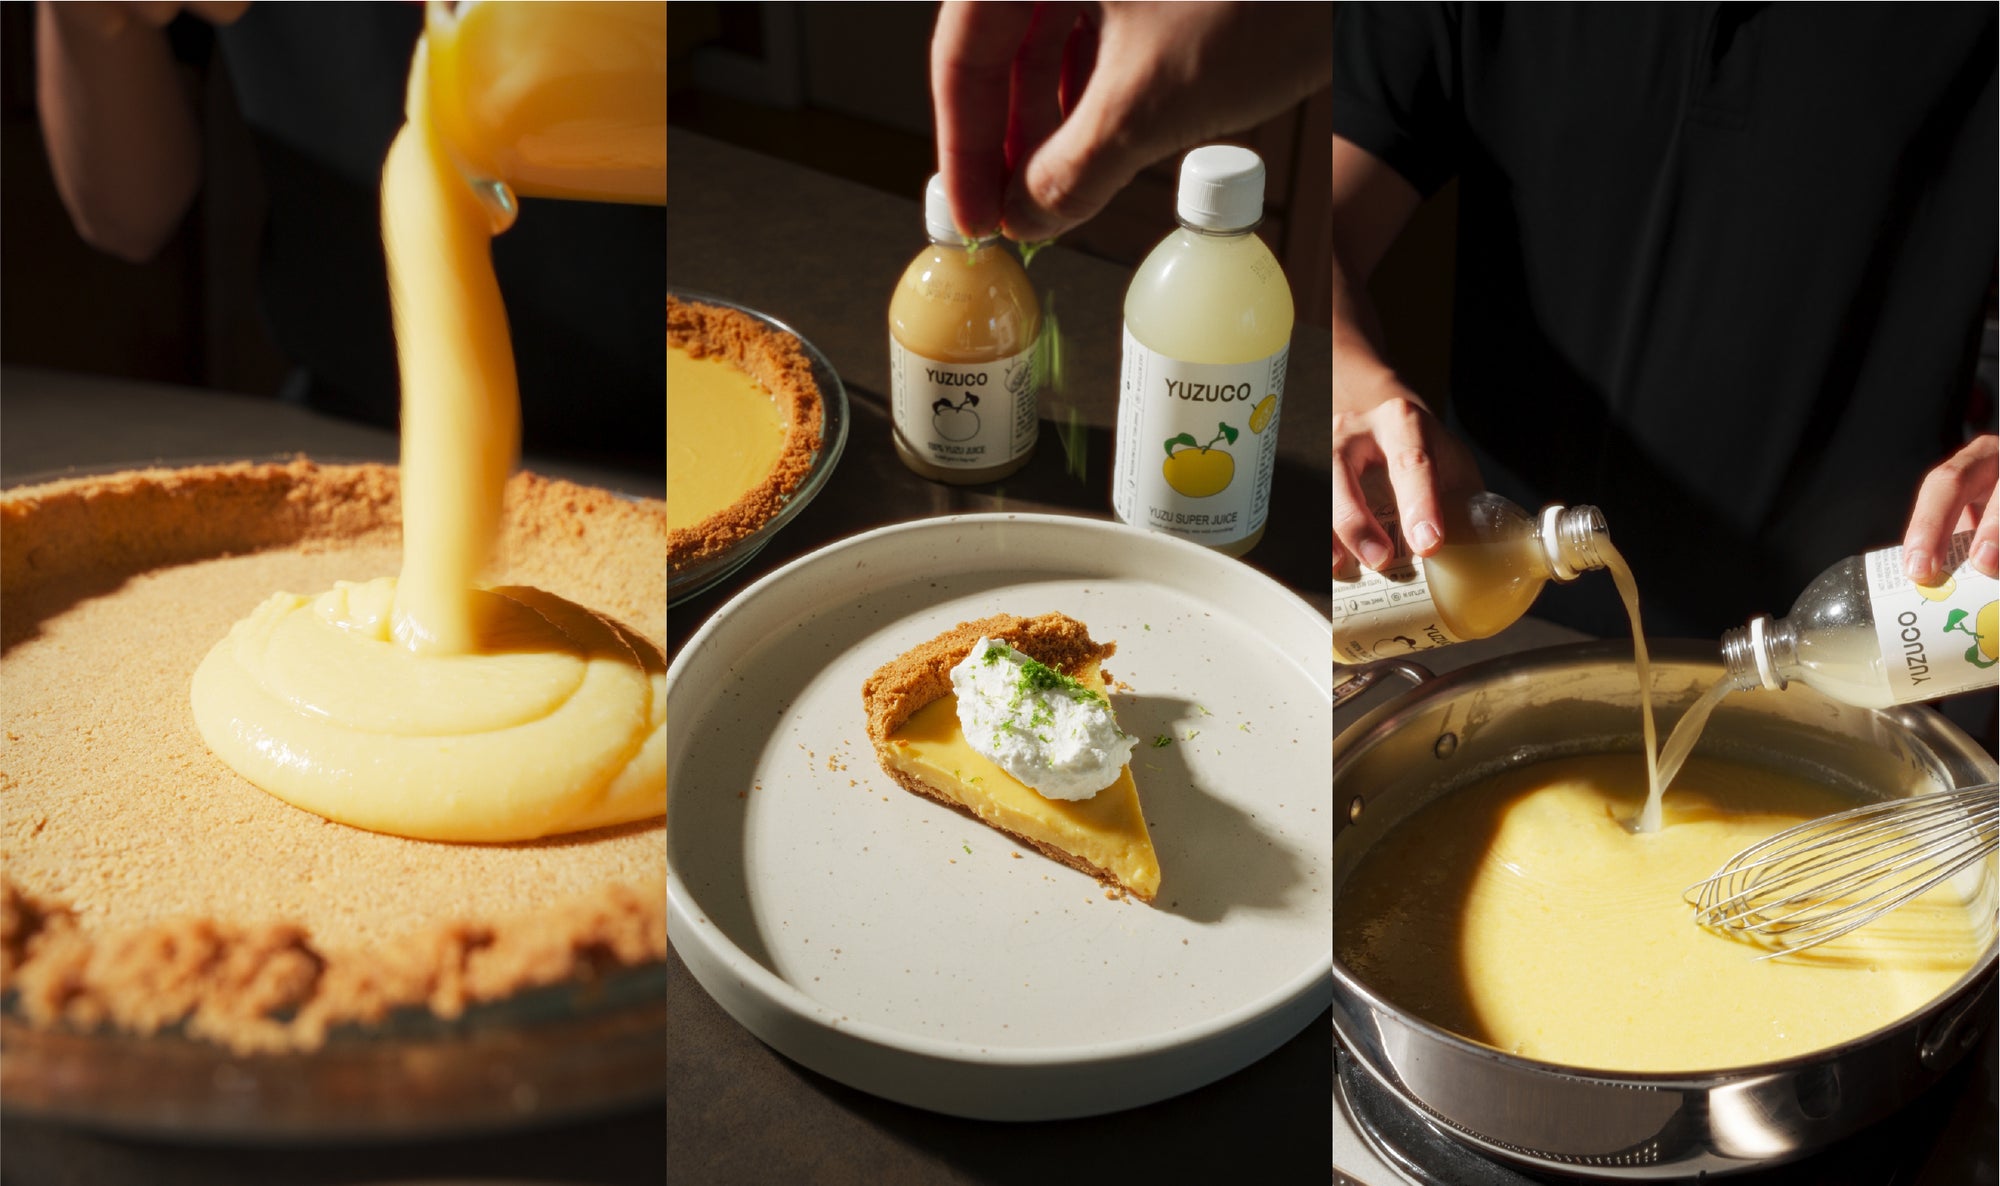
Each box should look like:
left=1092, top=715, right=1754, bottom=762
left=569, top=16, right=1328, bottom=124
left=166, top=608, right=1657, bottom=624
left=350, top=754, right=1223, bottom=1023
left=1721, top=531, right=1999, bottom=708
left=888, top=175, right=1041, bottom=484
left=1113, top=145, right=1293, bottom=557
left=1333, top=493, right=1612, bottom=664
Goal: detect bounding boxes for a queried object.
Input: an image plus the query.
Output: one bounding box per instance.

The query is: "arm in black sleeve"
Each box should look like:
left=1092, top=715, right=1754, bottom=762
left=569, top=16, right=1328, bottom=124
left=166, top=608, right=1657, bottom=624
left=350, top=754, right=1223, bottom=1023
left=1330, top=2, right=1462, bottom=198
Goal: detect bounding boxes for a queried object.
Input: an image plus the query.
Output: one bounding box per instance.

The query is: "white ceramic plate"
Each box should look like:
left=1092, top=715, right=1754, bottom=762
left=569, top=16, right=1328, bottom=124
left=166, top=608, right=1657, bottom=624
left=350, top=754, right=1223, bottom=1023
left=667, top=513, right=1332, bottom=1119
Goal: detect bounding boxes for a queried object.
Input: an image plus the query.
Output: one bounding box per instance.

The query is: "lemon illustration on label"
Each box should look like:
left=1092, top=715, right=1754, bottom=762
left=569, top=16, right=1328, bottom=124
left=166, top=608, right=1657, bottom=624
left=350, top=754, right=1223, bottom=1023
left=1249, top=394, right=1277, bottom=435
left=1943, top=601, right=1998, bottom=668
left=1162, top=422, right=1238, bottom=498
left=1915, top=573, right=1957, bottom=602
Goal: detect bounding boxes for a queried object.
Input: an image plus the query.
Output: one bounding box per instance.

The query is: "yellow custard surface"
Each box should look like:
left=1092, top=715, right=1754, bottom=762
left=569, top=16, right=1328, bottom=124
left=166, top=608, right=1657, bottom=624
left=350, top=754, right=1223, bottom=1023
left=1335, top=754, right=1988, bottom=1072
left=191, top=576, right=665, bottom=842
left=667, top=344, right=788, bottom=529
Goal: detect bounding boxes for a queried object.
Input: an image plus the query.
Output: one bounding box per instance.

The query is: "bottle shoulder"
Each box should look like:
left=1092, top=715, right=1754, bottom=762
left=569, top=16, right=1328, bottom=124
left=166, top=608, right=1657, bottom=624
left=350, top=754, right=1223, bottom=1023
left=890, top=241, right=1041, bottom=359
left=897, top=241, right=1036, bottom=290
left=1788, top=555, right=1873, bottom=629
left=1124, top=229, right=1294, bottom=361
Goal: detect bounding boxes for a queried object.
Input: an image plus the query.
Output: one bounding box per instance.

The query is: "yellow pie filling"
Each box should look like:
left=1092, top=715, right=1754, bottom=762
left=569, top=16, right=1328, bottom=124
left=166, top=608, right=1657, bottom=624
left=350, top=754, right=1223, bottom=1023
left=667, top=344, right=789, bottom=532
left=191, top=576, right=665, bottom=842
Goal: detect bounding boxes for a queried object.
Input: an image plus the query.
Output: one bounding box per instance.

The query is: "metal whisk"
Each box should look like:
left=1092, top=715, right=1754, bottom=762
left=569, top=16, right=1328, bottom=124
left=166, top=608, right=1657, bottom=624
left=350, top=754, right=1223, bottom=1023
left=1685, top=782, right=1999, bottom=957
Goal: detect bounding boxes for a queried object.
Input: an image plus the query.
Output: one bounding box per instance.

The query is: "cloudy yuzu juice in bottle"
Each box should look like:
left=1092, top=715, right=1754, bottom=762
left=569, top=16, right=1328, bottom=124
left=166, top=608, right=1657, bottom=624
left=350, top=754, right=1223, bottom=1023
left=888, top=175, right=1042, bottom=484
left=1113, top=145, right=1292, bottom=557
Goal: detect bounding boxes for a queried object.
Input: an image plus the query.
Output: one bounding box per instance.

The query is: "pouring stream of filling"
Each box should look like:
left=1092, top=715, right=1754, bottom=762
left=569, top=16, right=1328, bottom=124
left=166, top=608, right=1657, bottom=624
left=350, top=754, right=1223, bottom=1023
left=190, top=33, right=664, bottom=842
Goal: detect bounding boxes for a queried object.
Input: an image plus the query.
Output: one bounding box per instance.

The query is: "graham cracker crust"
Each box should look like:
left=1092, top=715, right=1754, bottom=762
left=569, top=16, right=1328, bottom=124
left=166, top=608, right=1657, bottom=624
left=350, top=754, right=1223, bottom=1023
left=0, top=460, right=666, bottom=1053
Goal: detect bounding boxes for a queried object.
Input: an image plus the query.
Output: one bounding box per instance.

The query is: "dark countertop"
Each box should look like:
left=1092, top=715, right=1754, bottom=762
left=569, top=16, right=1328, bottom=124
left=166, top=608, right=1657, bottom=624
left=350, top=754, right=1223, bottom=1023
left=0, top=365, right=657, bottom=498
left=665, top=130, right=1334, bottom=1183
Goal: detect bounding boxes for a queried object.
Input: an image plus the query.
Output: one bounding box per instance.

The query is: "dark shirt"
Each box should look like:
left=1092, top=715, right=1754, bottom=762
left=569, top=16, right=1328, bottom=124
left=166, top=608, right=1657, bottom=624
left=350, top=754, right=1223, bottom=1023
left=1332, top=3, right=1996, bottom=639
left=190, top=4, right=664, bottom=479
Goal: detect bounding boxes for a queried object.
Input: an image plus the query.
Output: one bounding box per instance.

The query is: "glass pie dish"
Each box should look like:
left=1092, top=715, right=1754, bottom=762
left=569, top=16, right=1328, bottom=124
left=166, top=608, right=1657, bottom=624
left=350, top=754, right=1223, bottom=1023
left=666, top=289, right=849, bottom=607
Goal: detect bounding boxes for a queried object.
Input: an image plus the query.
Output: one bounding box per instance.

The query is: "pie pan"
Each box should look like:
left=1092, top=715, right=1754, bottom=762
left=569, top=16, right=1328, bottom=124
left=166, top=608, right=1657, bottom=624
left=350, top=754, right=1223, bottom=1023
left=667, top=513, right=1333, bottom=1120
left=1330, top=642, right=1998, bottom=1179
left=1, top=965, right=667, bottom=1141
left=667, top=289, right=849, bottom=608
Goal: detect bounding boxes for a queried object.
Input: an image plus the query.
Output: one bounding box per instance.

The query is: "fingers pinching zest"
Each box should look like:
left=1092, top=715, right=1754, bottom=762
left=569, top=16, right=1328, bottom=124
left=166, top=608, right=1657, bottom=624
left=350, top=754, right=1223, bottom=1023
left=930, top=1, right=1038, bottom=238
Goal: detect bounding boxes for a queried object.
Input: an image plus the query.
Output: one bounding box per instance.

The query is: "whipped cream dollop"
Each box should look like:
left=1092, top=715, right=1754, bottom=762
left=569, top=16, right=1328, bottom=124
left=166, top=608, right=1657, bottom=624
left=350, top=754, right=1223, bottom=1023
left=949, top=637, right=1136, bottom=801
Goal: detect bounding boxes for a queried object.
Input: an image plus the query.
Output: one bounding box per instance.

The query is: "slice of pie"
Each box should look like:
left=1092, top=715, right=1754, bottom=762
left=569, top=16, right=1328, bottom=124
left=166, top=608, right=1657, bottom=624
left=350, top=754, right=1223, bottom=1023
left=862, top=613, right=1161, bottom=901
left=667, top=296, right=823, bottom=576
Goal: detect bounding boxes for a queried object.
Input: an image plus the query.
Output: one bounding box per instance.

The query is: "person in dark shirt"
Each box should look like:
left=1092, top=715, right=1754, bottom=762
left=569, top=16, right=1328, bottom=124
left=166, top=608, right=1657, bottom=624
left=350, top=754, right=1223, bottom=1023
left=1326, top=4, right=1996, bottom=641
left=35, top=1, right=664, bottom=479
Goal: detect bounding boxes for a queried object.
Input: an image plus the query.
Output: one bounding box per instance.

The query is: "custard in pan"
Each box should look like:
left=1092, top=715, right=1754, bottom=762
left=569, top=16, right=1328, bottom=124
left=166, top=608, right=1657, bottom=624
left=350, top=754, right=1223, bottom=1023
left=1335, top=753, right=1988, bottom=1072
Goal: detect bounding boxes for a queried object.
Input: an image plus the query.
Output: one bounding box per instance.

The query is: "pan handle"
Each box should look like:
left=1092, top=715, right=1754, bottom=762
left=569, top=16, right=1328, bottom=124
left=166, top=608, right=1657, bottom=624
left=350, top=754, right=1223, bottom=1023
left=1332, top=657, right=1434, bottom=710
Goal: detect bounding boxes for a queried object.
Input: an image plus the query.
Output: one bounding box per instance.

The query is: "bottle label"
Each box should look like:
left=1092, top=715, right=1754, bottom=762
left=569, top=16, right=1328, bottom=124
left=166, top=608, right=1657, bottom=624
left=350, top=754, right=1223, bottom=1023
left=1112, top=325, right=1286, bottom=548
left=889, top=338, right=1038, bottom=469
left=1331, top=495, right=1465, bottom=664
left=1865, top=532, right=1999, bottom=703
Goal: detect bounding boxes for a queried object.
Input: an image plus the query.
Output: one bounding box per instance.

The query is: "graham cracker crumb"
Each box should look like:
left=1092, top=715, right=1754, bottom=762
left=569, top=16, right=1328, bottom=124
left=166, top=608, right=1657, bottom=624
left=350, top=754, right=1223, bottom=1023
left=0, top=462, right=666, bottom=1054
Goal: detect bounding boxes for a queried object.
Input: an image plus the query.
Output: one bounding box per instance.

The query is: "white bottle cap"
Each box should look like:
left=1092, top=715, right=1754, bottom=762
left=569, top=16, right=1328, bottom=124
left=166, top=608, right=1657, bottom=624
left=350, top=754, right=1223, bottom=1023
left=924, top=173, right=967, bottom=242
left=1177, top=145, right=1265, bottom=231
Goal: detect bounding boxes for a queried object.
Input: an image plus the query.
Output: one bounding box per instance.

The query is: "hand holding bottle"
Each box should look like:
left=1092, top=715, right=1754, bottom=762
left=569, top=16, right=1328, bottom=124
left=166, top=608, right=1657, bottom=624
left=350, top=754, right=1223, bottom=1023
left=1331, top=385, right=1483, bottom=575
left=928, top=2, right=1331, bottom=243
left=1326, top=133, right=1483, bottom=577
left=1902, top=433, right=1999, bottom=584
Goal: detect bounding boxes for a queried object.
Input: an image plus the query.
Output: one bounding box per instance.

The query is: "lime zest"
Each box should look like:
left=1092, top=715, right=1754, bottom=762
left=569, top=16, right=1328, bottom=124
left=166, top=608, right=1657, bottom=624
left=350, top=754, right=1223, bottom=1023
left=1013, top=651, right=1106, bottom=706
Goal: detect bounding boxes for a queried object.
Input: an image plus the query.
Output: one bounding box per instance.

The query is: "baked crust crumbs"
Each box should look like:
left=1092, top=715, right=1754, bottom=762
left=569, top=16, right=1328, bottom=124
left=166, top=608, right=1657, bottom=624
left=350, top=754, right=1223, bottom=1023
left=667, top=295, right=823, bottom=576
left=0, top=460, right=666, bottom=1054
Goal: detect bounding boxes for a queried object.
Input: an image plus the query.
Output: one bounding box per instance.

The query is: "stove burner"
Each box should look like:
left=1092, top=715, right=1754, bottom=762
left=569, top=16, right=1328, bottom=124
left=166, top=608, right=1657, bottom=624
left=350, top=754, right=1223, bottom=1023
left=1334, top=1042, right=1987, bottom=1185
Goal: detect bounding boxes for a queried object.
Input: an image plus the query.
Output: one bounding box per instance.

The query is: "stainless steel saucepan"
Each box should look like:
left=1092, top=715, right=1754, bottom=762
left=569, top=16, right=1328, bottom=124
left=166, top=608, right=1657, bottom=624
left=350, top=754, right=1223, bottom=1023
left=1330, top=640, right=1998, bottom=1180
